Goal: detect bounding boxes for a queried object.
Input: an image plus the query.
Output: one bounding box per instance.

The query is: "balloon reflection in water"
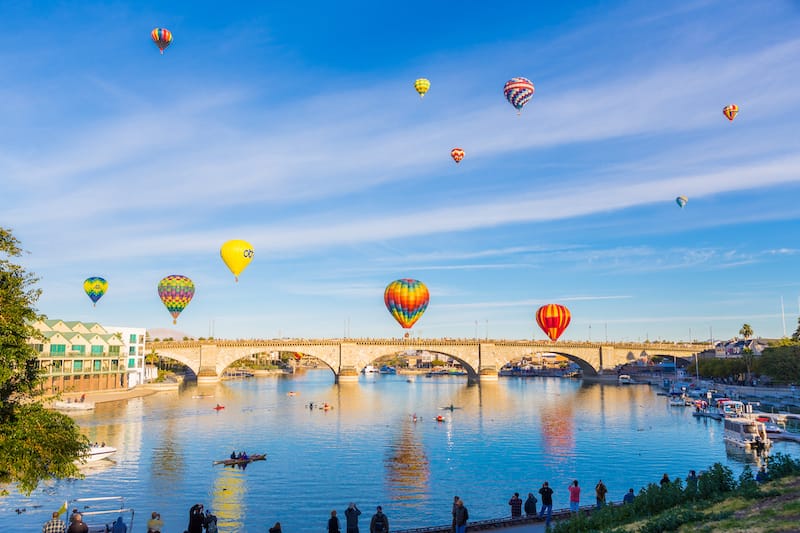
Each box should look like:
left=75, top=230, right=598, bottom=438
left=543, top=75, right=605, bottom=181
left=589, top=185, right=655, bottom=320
left=212, top=462, right=247, bottom=531
left=540, top=402, right=575, bottom=463
left=385, top=419, right=430, bottom=503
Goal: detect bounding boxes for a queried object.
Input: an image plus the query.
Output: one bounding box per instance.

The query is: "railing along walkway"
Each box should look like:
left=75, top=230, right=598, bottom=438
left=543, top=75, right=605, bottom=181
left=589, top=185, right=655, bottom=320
left=394, top=505, right=599, bottom=532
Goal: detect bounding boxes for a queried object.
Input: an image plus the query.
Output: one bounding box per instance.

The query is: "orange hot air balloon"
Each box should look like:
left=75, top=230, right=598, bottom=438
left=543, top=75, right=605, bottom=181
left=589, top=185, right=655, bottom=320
left=723, top=104, right=739, bottom=121
left=450, top=148, right=465, bottom=164
left=536, top=304, right=571, bottom=341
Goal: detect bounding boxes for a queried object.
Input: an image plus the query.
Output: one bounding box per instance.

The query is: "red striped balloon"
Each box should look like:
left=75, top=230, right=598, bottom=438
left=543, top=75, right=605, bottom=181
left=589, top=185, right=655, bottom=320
left=536, top=304, right=571, bottom=341
left=151, top=28, right=173, bottom=54
left=450, top=148, right=465, bottom=164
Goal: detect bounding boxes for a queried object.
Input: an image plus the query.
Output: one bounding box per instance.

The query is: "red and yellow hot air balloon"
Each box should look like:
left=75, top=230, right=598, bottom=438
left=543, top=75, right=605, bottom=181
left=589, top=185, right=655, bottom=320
left=151, top=28, right=173, bottom=54
left=384, top=279, right=429, bottom=330
left=450, top=148, right=465, bottom=164
left=723, top=104, right=738, bottom=121
left=536, top=304, right=571, bottom=341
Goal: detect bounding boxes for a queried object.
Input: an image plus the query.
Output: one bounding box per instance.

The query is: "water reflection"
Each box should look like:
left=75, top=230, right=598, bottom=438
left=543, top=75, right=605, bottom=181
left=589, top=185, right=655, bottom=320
left=211, top=464, right=246, bottom=531
left=384, top=418, right=430, bottom=505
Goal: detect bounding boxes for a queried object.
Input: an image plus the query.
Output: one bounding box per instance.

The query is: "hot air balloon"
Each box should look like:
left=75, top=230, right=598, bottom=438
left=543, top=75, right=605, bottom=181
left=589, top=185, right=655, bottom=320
left=676, top=196, right=688, bottom=208
left=83, top=277, right=107, bottom=307
left=157, top=275, right=195, bottom=324
left=151, top=28, right=173, bottom=54
left=504, top=77, right=535, bottom=115
left=450, top=148, right=465, bottom=164
left=414, top=78, right=430, bottom=98
left=536, top=304, right=571, bottom=342
left=384, top=279, right=430, bottom=330
left=220, top=239, right=254, bottom=282
left=723, top=104, right=738, bottom=121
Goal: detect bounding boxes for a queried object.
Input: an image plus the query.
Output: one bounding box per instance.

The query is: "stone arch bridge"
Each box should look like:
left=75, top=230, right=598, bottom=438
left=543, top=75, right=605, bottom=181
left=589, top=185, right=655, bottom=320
left=149, top=339, right=705, bottom=384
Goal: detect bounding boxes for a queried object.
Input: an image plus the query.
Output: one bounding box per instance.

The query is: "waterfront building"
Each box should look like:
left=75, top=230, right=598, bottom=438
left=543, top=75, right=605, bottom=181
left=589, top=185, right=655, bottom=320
left=104, top=325, right=147, bottom=386
left=29, top=319, right=146, bottom=394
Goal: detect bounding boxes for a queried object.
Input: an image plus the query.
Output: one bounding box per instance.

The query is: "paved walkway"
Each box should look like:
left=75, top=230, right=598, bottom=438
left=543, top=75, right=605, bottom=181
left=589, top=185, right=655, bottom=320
left=57, top=386, right=159, bottom=405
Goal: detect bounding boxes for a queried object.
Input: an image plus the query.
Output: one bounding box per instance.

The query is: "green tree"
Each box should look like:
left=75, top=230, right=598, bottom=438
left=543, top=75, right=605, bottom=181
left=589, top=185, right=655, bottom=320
left=741, top=348, right=755, bottom=383
left=739, top=324, right=753, bottom=339
left=793, top=317, right=800, bottom=343
left=0, top=227, right=87, bottom=495
left=757, top=345, right=800, bottom=385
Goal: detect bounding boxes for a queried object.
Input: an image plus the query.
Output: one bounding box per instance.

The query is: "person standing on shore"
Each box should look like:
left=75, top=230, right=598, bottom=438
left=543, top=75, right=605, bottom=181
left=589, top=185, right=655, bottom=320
left=146, top=511, right=164, bottom=533
left=268, top=522, right=282, bottom=533
left=369, top=506, right=389, bottom=533
left=451, top=495, right=459, bottom=533
left=568, top=480, right=580, bottom=513
left=524, top=492, right=538, bottom=516
left=660, top=473, right=670, bottom=488
left=454, top=498, right=468, bottom=533
left=623, top=488, right=635, bottom=504
left=345, top=502, right=361, bottom=533
left=595, top=480, right=607, bottom=509
left=66, top=513, right=88, bottom=533
left=508, top=492, right=522, bottom=518
left=538, top=482, right=554, bottom=527
left=42, top=511, right=66, bottom=533
left=328, top=510, right=341, bottom=533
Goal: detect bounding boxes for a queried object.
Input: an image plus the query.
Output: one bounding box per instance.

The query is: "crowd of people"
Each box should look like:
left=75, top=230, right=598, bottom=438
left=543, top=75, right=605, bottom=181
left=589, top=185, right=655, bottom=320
left=44, top=468, right=772, bottom=532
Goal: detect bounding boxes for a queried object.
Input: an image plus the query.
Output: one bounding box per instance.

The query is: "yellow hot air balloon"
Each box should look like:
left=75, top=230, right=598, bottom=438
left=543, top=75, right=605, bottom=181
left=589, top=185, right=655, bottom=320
left=220, top=240, right=254, bottom=282
left=414, top=78, right=430, bottom=98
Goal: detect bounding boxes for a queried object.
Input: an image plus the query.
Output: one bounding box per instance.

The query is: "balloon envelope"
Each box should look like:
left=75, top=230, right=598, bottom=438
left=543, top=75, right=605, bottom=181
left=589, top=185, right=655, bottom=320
left=384, top=279, right=430, bottom=329
left=220, top=239, right=254, bottom=282
left=414, top=78, right=431, bottom=98
left=676, top=196, right=688, bottom=208
left=158, top=275, right=195, bottom=324
left=504, top=77, right=535, bottom=114
left=83, top=277, right=107, bottom=306
left=536, top=304, right=571, bottom=341
left=450, top=148, right=465, bottom=164
left=723, top=104, right=738, bottom=121
left=151, top=28, right=173, bottom=54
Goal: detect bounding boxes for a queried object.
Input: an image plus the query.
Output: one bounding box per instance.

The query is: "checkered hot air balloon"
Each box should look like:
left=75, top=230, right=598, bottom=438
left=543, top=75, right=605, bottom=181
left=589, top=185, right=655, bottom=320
left=536, top=304, right=571, bottom=342
left=450, top=148, right=465, bottom=164
left=158, top=275, right=195, bottom=324
left=723, top=104, right=739, bottom=121
left=384, top=279, right=430, bottom=330
left=83, top=277, right=108, bottom=307
left=504, top=77, right=535, bottom=115
left=151, top=28, right=173, bottom=54
left=414, top=78, right=431, bottom=98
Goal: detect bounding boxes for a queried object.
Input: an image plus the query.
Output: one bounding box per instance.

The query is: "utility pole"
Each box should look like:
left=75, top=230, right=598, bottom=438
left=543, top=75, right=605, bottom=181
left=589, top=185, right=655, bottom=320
left=604, top=322, right=608, bottom=343
left=589, top=324, right=592, bottom=342
left=485, top=319, right=489, bottom=340
left=474, top=320, right=478, bottom=340
left=782, top=296, right=787, bottom=337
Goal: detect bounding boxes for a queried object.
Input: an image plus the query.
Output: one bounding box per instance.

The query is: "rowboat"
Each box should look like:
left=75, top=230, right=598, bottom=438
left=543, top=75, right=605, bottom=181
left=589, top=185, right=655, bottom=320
left=213, top=453, right=267, bottom=466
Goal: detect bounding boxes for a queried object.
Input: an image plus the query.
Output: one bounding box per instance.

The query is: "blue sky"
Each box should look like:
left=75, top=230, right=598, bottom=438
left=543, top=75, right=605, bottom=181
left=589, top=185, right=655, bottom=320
left=3, top=1, right=800, bottom=342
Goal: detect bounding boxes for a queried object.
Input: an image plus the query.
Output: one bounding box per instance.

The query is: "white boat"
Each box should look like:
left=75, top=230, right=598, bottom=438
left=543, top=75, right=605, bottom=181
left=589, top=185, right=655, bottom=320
left=79, top=445, right=117, bottom=463
left=723, top=416, right=771, bottom=452
left=362, top=365, right=379, bottom=374
left=53, top=400, right=95, bottom=411
left=618, top=374, right=632, bottom=385
left=668, top=397, right=688, bottom=406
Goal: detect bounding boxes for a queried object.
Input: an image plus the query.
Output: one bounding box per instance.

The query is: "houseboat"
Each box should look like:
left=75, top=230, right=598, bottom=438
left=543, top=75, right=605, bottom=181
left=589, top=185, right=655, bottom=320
left=723, top=416, right=771, bottom=453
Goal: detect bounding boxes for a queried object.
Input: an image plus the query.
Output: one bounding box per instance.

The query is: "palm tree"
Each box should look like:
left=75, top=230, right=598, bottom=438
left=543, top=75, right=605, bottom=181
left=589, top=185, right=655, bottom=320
left=739, top=324, right=753, bottom=340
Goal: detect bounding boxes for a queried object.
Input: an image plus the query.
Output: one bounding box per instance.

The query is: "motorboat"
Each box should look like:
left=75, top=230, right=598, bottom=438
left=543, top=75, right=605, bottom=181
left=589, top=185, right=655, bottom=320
left=78, top=445, right=117, bottom=463
left=363, top=365, right=379, bottom=374
left=723, top=416, right=771, bottom=453
left=53, top=400, right=95, bottom=411
left=618, top=374, right=632, bottom=385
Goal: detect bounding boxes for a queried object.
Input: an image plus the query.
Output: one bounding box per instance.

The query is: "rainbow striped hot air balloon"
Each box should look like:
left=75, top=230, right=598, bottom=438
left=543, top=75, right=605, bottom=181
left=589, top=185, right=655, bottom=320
left=723, top=104, right=739, bottom=121
left=536, top=304, right=571, bottom=342
left=414, top=78, right=431, bottom=98
left=384, top=279, right=430, bottom=330
left=83, top=277, right=108, bottom=307
left=450, top=148, right=465, bottom=164
left=504, top=77, right=535, bottom=115
left=151, top=28, right=173, bottom=54
left=157, top=275, right=195, bottom=324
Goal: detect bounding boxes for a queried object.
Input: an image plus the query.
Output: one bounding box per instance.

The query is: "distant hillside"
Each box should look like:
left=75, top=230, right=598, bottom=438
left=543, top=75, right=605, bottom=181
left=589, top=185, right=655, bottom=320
left=147, top=327, right=193, bottom=340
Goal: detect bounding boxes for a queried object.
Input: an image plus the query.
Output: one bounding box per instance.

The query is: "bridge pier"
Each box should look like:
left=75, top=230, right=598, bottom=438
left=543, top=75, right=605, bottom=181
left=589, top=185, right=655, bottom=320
left=337, top=367, right=359, bottom=384
left=197, top=344, right=220, bottom=383
left=478, top=366, right=498, bottom=382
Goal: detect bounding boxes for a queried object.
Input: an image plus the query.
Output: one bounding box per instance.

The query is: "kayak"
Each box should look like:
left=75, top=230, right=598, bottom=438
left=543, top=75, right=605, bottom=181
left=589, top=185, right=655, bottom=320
left=213, top=453, right=267, bottom=466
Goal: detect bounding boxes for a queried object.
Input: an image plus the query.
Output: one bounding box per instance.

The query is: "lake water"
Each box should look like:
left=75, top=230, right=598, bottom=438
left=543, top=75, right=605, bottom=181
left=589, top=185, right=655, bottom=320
left=3, top=371, right=798, bottom=532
